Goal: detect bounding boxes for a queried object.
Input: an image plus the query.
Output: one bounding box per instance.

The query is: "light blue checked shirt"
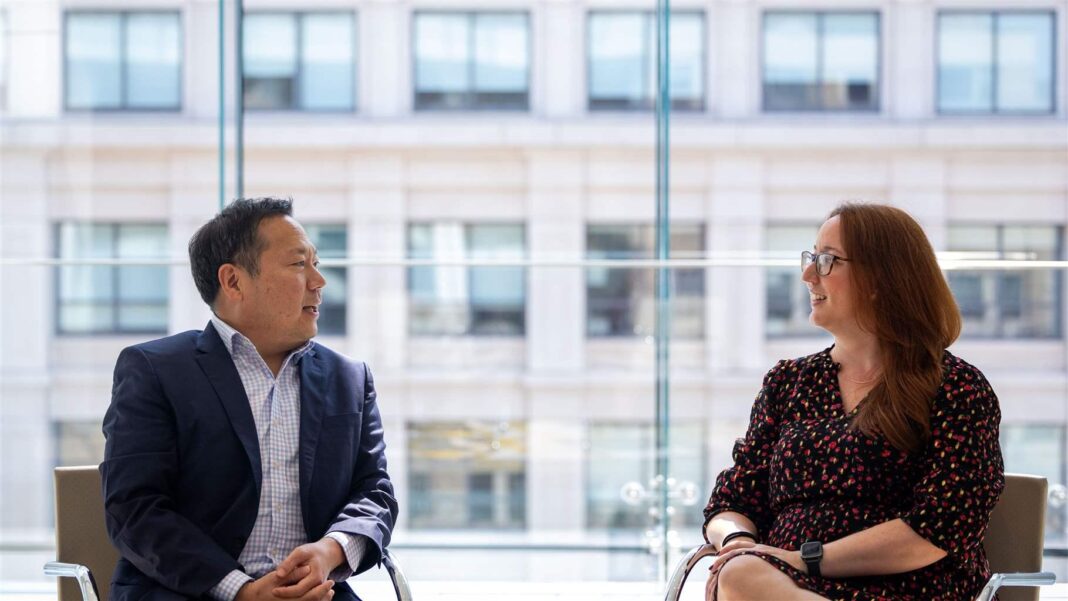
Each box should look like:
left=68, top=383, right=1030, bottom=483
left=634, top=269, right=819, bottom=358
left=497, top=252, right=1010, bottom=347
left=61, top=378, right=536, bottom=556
left=207, top=316, right=366, bottom=601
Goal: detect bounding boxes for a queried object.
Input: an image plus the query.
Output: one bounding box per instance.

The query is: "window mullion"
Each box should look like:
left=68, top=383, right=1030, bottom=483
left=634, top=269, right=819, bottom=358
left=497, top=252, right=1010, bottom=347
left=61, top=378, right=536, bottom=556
left=991, top=13, right=999, bottom=113
left=112, top=224, right=121, bottom=334
left=468, top=13, right=477, bottom=107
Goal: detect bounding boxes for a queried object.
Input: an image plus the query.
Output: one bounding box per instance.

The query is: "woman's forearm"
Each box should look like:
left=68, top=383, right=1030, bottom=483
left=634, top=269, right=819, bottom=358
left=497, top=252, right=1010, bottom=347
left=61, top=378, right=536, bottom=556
left=705, top=511, right=759, bottom=549
left=821, top=519, right=947, bottom=578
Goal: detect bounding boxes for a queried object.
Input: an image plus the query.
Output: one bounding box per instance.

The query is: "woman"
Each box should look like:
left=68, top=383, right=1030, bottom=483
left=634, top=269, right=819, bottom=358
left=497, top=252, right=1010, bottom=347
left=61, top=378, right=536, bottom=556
left=703, top=203, right=1004, bottom=600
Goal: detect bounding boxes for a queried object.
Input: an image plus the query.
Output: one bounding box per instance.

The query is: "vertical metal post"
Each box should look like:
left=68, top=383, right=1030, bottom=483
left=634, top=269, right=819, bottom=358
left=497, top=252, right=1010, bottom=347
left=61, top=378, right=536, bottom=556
left=217, top=0, right=225, bottom=209
left=235, top=0, right=244, bottom=200
left=654, top=0, right=672, bottom=583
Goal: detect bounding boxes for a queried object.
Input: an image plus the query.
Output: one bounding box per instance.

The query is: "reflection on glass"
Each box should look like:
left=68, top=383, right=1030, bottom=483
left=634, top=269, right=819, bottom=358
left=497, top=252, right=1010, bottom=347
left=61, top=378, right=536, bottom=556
left=305, top=224, right=347, bottom=336
left=938, top=11, right=1054, bottom=114
left=765, top=224, right=821, bottom=337
left=66, top=11, right=181, bottom=110
left=588, top=11, right=704, bottom=111
left=947, top=224, right=1063, bottom=338
left=414, top=12, right=529, bottom=110
left=587, top=422, right=704, bottom=529
left=408, top=223, right=526, bottom=336
left=243, top=12, right=355, bottom=111
left=763, top=11, right=879, bottom=112
left=586, top=224, right=704, bottom=338
left=408, top=421, right=526, bottom=529
left=56, top=223, right=169, bottom=334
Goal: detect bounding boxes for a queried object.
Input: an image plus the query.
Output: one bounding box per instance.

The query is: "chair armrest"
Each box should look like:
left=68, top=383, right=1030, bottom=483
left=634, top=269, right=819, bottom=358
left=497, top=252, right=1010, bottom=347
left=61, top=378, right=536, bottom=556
left=43, top=561, right=100, bottom=601
left=664, top=544, right=718, bottom=601
left=382, top=548, right=413, bottom=601
left=975, top=572, right=1057, bottom=601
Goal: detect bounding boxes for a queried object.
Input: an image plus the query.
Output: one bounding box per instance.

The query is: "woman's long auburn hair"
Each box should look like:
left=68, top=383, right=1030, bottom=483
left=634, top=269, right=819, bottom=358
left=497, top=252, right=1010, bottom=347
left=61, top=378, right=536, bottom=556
left=829, top=203, right=962, bottom=454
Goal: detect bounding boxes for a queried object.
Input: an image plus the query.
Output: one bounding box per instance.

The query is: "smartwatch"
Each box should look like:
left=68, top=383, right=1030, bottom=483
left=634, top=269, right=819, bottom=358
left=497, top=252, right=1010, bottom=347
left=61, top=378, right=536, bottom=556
left=800, top=540, right=823, bottom=578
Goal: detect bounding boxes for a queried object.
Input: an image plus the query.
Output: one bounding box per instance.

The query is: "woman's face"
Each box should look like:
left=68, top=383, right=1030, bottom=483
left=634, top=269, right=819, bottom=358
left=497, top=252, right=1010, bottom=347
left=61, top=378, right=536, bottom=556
left=802, top=216, right=858, bottom=335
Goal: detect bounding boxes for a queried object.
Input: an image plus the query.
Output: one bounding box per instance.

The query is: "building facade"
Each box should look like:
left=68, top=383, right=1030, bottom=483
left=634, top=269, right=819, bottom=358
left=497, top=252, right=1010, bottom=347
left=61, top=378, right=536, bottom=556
left=1, top=0, right=1066, bottom=582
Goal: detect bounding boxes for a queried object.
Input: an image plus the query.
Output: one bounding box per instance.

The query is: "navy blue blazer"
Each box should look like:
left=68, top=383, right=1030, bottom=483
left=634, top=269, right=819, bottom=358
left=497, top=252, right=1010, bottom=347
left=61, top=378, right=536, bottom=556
left=100, top=323, right=397, bottom=600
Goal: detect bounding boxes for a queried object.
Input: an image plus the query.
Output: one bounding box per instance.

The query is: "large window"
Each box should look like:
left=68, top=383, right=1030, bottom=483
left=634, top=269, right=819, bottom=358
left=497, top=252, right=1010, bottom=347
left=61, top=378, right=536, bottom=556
left=937, top=12, right=1055, bottom=114
left=765, top=224, right=821, bottom=337
left=587, top=11, right=705, bottom=111
left=1001, top=424, right=1067, bottom=546
left=243, top=12, right=356, bottom=111
left=947, top=225, right=1063, bottom=338
left=586, top=224, right=705, bottom=338
left=413, top=12, right=529, bottom=111
left=55, top=223, right=169, bottom=335
left=304, top=224, right=347, bottom=336
left=65, top=11, right=181, bottom=111
left=762, top=11, right=880, bottom=112
left=408, top=223, right=526, bottom=336
left=587, top=422, right=705, bottom=530
left=408, top=421, right=526, bottom=529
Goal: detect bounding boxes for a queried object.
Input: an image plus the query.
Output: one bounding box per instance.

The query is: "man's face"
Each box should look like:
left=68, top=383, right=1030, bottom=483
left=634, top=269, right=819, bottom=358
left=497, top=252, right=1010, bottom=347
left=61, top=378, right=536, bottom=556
left=238, top=215, right=325, bottom=354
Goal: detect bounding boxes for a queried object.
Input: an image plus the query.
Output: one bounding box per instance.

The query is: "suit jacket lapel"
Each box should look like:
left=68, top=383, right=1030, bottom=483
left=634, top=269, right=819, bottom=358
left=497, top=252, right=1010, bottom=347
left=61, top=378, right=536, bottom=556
left=298, top=345, right=325, bottom=529
left=195, top=322, right=262, bottom=489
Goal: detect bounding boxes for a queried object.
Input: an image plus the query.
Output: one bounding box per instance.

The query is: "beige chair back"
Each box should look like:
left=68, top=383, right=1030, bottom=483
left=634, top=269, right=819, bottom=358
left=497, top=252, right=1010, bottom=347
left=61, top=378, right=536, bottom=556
left=53, top=466, right=119, bottom=601
left=982, top=473, right=1048, bottom=601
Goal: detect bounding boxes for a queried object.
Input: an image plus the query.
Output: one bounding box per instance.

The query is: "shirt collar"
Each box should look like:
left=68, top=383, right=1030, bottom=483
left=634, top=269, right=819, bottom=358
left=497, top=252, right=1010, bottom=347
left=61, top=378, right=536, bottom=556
left=210, top=314, right=315, bottom=363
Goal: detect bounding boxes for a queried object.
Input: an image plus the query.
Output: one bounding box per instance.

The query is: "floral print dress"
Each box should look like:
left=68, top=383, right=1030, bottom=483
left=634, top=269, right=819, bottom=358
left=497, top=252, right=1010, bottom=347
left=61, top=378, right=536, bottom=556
left=704, top=348, right=1004, bottom=600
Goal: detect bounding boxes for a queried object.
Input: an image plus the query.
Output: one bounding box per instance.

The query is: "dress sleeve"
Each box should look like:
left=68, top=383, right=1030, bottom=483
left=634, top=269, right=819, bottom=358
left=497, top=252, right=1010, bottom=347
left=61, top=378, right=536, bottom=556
left=702, top=360, right=789, bottom=541
left=900, top=362, right=1005, bottom=557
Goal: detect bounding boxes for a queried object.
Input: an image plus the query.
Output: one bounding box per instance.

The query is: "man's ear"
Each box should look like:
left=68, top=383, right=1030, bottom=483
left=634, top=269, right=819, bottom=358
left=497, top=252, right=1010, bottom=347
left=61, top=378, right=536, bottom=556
left=217, top=263, right=244, bottom=302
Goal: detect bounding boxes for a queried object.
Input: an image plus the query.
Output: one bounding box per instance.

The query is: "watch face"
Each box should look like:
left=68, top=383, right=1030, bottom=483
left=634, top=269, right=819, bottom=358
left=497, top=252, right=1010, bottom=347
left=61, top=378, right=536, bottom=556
left=800, top=541, right=822, bottom=559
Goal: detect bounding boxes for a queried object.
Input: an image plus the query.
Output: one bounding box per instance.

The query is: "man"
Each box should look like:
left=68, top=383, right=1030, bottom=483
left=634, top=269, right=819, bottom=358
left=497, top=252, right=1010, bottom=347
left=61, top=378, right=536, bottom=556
left=101, top=198, right=396, bottom=600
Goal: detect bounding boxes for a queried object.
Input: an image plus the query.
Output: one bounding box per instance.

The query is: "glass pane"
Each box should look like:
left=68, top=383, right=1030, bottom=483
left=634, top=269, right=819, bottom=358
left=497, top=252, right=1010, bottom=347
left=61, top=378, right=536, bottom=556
left=408, top=421, right=527, bottom=529
left=763, top=13, right=819, bottom=111
left=66, top=13, right=122, bottom=109
left=408, top=222, right=470, bottom=336
left=669, top=13, right=704, bottom=110
left=1001, top=424, right=1066, bottom=546
left=0, top=10, right=8, bottom=104
left=938, top=14, right=994, bottom=112
left=589, top=13, right=647, bottom=110
left=467, top=225, right=525, bottom=336
left=414, top=13, right=470, bottom=109
left=125, top=13, right=181, bottom=109
left=57, top=223, right=114, bottom=303
left=996, top=13, right=1054, bottom=113
left=765, top=225, right=821, bottom=337
left=821, top=14, right=878, bottom=110
left=243, top=13, right=297, bottom=110
left=473, top=14, right=528, bottom=103
left=301, top=13, right=355, bottom=111
left=305, top=224, right=348, bottom=335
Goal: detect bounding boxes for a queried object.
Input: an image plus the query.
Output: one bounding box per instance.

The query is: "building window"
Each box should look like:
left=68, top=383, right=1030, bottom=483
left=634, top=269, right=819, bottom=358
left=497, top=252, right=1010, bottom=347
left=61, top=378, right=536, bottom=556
left=937, top=12, right=1055, bottom=114
left=947, top=225, right=1063, bottom=338
left=65, top=11, right=181, bottom=111
left=408, top=223, right=525, bottom=336
left=586, top=224, right=705, bottom=338
left=587, top=11, right=705, bottom=111
left=587, top=422, right=705, bottom=529
left=765, top=224, right=822, bottom=337
left=304, top=224, right=347, bottom=336
left=408, top=421, right=526, bottom=529
left=413, top=12, right=529, bottom=111
left=762, top=11, right=880, bottom=112
left=1001, top=424, right=1067, bottom=546
left=56, top=223, right=169, bottom=335
left=243, top=12, right=356, bottom=111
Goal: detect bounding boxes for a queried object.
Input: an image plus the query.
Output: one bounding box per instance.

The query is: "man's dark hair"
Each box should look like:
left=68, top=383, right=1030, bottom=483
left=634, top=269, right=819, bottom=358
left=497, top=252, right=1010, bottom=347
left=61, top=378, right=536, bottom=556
left=188, top=197, right=293, bottom=306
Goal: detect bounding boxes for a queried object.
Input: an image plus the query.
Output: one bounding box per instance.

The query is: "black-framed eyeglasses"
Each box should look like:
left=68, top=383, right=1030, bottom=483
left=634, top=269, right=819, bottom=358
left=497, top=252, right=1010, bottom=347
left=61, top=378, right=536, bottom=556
left=801, top=250, right=851, bottom=276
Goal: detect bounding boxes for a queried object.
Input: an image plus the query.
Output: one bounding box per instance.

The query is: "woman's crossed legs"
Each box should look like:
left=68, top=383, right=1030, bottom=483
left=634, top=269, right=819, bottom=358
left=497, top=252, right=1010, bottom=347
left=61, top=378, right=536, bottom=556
left=707, top=554, right=830, bottom=601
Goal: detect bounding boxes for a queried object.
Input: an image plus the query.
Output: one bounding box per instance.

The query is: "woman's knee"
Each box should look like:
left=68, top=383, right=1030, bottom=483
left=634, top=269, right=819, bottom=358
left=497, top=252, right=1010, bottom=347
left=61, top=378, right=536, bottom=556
left=717, top=555, right=776, bottom=598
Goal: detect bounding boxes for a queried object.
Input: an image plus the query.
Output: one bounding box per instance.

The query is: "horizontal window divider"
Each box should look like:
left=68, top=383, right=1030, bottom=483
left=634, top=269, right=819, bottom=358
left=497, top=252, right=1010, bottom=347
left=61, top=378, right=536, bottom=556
left=16, top=255, right=1068, bottom=270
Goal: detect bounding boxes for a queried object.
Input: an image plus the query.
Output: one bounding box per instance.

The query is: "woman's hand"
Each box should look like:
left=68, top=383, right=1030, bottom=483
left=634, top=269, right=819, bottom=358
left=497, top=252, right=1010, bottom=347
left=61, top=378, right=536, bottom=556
left=706, top=541, right=805, bottom=599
